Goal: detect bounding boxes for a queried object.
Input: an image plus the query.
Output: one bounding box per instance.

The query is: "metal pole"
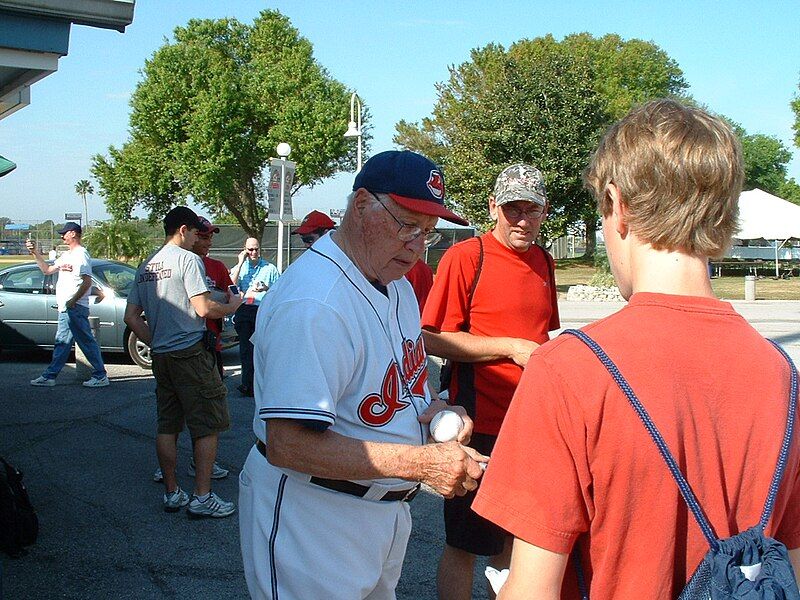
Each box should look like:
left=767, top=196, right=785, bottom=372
left=278, top=157, right=286, bottom=273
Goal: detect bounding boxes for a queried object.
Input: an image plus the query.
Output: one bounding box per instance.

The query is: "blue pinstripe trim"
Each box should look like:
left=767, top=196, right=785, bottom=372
left=259, top=407, right=335, bottom=421
left=269, top=474, right=288, bottom=600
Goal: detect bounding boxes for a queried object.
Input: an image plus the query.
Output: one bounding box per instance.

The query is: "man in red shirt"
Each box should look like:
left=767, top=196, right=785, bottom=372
left=422, top=164, right=560, bottom=599
left=473, top=100, right=800, bottom=598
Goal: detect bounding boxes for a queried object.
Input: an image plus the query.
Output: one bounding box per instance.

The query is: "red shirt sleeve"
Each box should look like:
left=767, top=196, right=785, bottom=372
left=472, top=351, right=590, bottom=553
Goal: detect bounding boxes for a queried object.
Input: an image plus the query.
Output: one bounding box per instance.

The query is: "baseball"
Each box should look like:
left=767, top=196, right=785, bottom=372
left=429, top=410, right=464, bottom=443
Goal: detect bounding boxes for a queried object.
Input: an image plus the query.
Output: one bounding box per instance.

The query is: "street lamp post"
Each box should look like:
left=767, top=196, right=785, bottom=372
left=344, top=92, right=362, bottom=172
left=276, top=142, right=291, bottom=273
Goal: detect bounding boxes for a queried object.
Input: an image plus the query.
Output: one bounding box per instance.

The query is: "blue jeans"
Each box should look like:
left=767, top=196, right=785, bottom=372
left=234, top=304, right=258, bottom=392
left=42, top=304, right=107, bottom=380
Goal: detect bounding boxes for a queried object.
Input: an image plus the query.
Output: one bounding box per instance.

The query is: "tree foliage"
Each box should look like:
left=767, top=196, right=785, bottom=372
left=83, top=220, right=158, bottom=263
left=92, top=10, right=364, bottom=239
left=740, top=133, right=792, bottom=193
left=394, top=33, right=688, bottom=245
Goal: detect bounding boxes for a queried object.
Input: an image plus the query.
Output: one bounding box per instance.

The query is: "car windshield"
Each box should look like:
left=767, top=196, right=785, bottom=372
left=93, top=262, right=136, bottom=296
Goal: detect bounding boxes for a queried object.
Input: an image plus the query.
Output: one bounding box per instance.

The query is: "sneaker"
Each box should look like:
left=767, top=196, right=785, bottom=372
left=163, top=487, right=190, bottom=513
left=187, top=460, right=229, bottom=479
left=186, top=492, right=236, bottom=519
left=30, top=376, right=55, bottom=387
left=82, top=376, right=110, bottom=388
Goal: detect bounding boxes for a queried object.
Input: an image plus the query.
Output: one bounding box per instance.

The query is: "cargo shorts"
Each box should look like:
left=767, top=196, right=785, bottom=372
left=152, top=341, right=230, bottom=439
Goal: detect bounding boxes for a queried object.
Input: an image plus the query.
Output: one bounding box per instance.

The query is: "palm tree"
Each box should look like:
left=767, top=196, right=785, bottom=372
left=75, top=179, right=94, bottom=230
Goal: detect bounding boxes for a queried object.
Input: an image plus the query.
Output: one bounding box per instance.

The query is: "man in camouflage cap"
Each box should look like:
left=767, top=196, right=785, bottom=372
left=421, top=163, right=560, bottom=599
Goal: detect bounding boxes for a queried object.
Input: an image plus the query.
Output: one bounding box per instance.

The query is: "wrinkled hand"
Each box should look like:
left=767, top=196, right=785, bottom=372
left=65, top=299, right=77, bottom=310
left=238, top=249, right=248, bottom=263
left=413, top=442, right=487, bottom=499
left=418, top=400, right=473, bottom=444
left=508, top=338, right=539, bottom=367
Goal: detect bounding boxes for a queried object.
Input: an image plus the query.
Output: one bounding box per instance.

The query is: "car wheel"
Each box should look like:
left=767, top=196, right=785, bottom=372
left=126, top=330, right=152, bottom=370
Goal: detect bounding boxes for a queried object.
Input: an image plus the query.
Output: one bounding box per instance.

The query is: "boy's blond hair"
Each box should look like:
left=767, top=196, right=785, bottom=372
left=584, top=99, right=744, bottom=257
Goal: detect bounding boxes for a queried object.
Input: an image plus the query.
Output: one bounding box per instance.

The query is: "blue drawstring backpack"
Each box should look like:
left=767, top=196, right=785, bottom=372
left=562, top=329, right=800, bottom=600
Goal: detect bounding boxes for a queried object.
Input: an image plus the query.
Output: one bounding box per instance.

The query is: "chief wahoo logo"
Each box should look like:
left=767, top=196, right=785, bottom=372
left=427, top=170, right=444, bottom=199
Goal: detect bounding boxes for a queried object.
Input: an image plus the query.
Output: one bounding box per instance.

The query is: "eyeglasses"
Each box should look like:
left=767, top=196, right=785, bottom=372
left=370, top=192, right=442, bottom=248
left=301, top=235, right=318, bottom=245
left=197, top=233, right=213, bottom=240
left=501, top=203, right=546, bottom=221
left=246, top=247, right=259, bottom=252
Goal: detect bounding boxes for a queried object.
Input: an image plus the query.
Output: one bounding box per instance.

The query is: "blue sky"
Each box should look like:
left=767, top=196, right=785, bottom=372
left=1, top=0, right=798, bottom=224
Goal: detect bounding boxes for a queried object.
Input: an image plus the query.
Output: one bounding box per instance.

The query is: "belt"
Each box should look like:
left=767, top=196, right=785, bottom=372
left=255, top=440, right=419, bottom=502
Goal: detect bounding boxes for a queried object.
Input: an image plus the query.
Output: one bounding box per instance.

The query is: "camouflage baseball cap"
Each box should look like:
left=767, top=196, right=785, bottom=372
left=492, top=164, right=547, bottom=207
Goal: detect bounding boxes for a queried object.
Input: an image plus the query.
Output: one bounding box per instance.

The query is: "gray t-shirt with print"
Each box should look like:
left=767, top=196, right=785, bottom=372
left=128, top=244, right=209, bottom=353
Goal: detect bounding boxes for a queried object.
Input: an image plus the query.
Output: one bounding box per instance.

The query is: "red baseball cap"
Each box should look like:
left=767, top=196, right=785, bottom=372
left=293, top=210, right=336, bottom=235
left=197, top=216, right=220, bottom=234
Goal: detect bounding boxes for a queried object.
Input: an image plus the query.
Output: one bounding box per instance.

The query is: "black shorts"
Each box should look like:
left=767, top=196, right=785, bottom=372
left=443, top=432, right=508, bottom=556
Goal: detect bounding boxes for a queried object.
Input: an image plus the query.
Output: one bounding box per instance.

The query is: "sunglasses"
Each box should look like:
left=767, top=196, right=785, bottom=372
left=301, top=235, right=317, bottom=245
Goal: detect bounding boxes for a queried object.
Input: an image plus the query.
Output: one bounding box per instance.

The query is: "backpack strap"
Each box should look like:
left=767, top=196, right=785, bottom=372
left=562, top=329, right=798, bottom=550
left=759, top=339, right=798, bottom=530
left=462, top=235, right=484, bottom=332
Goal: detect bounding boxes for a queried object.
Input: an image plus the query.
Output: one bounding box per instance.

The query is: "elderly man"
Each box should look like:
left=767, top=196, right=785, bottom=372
left=27, top=222, right=109, bottom=388
left=230, top=237, right=279, bottom=397
left=239, top=150, right=487, bottom=600
left=421, top=164, right=560, bottom=599
left=125, top=206, right=242, bottom=517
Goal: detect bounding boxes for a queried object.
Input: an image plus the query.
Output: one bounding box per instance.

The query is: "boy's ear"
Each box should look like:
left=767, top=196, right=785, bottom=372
left=607, top=183, right=629, bottom=237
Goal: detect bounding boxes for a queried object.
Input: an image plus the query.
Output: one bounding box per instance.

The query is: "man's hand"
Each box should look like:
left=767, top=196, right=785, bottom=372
left=65, top=298, right=77, bottom=310
left=25, top=239, right=38, bottom=256
left=508, top=338, right=539, bottom=367
left=228, top=294, right=244, bottom=311
left=411, top=442, right=488, bottom=498
left=418, top=401, right=473, bottom=444
left=238, top=249, right=248, bottom=263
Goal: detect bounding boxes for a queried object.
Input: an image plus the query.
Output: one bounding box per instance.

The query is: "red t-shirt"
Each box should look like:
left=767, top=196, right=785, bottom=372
left=202, top=255, right=233, bottom=349
left=421, top=232, right=560, bottom=435
left=473, top=293, right=800, bottom=598
left=405, top=259, right=434, bottom=312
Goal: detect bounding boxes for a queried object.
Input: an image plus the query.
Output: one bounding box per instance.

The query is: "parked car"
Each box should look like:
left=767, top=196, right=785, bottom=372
left=0, top=259, right=237, bottom=369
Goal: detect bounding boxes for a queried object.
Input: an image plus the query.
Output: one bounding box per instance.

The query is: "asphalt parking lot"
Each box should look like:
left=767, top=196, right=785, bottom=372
left=2, top=299, right=799, bottom=599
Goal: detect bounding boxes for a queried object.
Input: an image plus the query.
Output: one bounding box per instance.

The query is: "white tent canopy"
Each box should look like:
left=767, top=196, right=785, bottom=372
left=737, top=188, right=800, bottom=240
left=736, top=188, right=800, bottom=277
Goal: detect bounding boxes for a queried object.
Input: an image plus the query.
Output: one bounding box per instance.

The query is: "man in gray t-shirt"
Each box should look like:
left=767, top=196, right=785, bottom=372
left=125, top=206, right=242, bottom=518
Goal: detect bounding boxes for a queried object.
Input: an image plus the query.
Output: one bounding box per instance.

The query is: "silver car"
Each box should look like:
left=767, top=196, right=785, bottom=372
left=0, top=259, right=237, bottom=369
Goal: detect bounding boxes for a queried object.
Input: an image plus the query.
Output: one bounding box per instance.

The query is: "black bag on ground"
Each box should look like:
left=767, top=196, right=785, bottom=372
left=0, top=456, right=39, bottom=557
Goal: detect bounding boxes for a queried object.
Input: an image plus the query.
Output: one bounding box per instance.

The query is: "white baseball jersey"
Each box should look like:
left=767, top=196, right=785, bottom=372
left=240, top=232, right=430, bottom=599
left=54, top=245, right=92, bottom=311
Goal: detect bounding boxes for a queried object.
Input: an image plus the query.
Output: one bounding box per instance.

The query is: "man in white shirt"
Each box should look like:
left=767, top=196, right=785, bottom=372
left=26, top=222, right=109, bottom=387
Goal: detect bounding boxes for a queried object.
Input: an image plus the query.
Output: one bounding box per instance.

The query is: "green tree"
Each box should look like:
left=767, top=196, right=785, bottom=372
left=83, top=220, right=157, bottom=263
left=92, top=10, right=365, bottom=239
left=740, top=133, right=792, bottom=193
left=75, top=179, right=94, bottom=229
left=395, top=33, right=688, bottom=255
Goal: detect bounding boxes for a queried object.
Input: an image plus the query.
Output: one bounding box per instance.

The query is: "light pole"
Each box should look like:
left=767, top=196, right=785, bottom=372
left=276, top=142, right=291, bottom=273
left=344, top=92, right=362, bottom=172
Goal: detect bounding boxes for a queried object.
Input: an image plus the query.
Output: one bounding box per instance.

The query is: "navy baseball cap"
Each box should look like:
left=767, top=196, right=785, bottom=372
left=57, top=222, right=82, bottom=235
left=353, top=150, right=468, bottom=226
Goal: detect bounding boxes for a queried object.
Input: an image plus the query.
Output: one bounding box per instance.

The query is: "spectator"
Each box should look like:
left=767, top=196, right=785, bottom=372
left=124, top=206, right=242, bottom=518
left=473, top=99, right=800, bottom=597
left=229, top=237, right=279, bottom=397
left=27, top=222, right=109, bottom=388
left=151, top=215, right=231, bottom=485
left=292, top=209, right=336, bottom=248
left=422, top=164, right=560, bottom=600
